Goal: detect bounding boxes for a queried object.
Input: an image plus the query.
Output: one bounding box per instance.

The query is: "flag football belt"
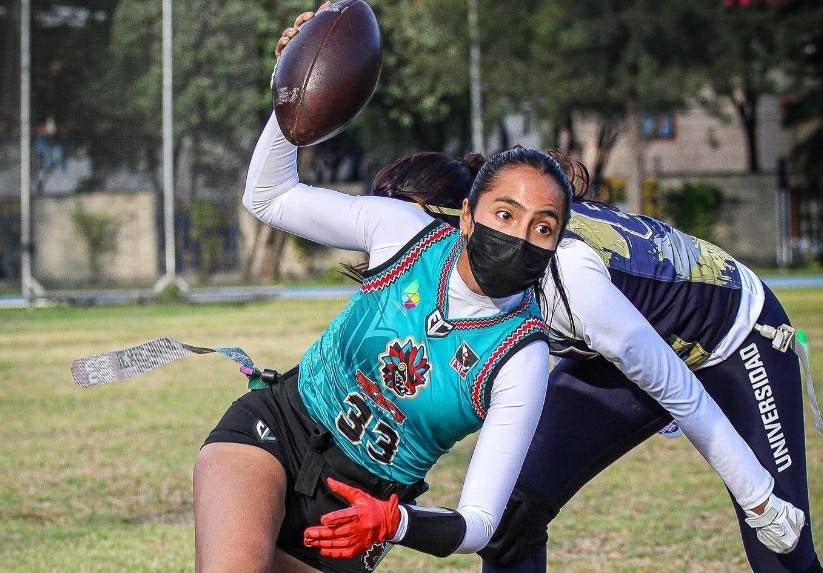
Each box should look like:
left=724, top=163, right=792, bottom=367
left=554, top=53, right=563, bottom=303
left=275, top=371, right=429, bottom=502
left=70, top=337, right=264, bottom=389
left=70, top=337, right=430, bottom=499
left=754, top=323, right=823, bottom=436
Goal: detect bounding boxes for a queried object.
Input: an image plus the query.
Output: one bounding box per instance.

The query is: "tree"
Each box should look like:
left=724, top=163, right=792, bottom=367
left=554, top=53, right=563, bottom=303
left=85, top=0, right=265, bottom=197
left=780, top=1, right=823, bottom=192
left=1, top=0, right=20, bottom=135
left=354, top=0, right=473, bottom=162
left=524, top=0, right=713, bottom=203
left=703, top=0, right=797, bottom=173
left=5, top=1, right=121, bottom=192
left=79, top=0, right=272, bottom=280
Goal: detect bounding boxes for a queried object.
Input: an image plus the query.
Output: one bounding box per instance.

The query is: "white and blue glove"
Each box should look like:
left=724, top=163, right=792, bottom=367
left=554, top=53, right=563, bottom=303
left=745, top=494, right=805, bottom=554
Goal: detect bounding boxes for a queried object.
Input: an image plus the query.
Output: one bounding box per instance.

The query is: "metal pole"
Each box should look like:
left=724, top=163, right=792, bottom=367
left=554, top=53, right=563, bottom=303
left=468, top=0, right=484, bottom=154
left=154, top=0, right=186, bottom=293
left=162, top=0, right=175, bottom=282
left=625, top=97, right=644, bottom=214
left=20, top=0, right=43, bottom=302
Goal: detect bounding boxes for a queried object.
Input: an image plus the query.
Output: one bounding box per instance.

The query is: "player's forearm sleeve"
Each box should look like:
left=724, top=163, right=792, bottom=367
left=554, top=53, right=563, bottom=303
left=393, top=505, right=467, bottom=557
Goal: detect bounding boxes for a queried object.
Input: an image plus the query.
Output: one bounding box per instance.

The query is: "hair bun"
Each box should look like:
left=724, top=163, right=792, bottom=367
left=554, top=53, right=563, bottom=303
left=461, top=153, right=486, bottom=177
left=544, top=149, right=591, bottom=201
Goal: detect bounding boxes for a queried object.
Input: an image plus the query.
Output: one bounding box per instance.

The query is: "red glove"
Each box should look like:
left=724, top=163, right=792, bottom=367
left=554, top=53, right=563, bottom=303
left=303, top=477, right=401, bottom=559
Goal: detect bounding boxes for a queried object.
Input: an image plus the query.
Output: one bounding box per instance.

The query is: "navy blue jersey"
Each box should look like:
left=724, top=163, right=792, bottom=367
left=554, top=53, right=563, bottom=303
left=559, top=201, right=758, bottom=368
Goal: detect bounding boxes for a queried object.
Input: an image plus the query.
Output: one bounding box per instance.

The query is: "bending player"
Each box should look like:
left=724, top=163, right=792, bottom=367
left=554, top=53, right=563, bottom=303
left=371, top=151, right=819, bottom=572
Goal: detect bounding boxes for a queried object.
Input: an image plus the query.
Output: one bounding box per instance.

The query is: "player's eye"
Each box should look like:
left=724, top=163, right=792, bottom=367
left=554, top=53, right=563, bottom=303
left=535, top=223, right=553, bottom=236
left=496, top=210, right=512, bottom=221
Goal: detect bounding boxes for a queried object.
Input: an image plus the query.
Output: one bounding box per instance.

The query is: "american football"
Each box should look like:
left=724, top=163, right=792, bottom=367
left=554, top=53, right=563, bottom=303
left=273, top=0, right=382, bottom=146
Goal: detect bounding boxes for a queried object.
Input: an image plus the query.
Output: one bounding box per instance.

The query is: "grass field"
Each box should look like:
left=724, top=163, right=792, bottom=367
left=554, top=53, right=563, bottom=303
left=1, top=289, right=821, bottom=572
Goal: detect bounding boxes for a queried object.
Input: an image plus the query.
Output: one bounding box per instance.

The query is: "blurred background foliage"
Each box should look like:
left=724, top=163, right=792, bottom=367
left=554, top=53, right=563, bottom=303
left=6, top=0, right=820, bottom=192
left=664, top=182, right=727, bottom=241
left=1, top=0, right=822, bottom=284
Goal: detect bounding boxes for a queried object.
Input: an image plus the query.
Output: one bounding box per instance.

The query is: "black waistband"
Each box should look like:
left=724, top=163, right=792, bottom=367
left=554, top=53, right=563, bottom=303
left=276, top=367, right=428, bottom=503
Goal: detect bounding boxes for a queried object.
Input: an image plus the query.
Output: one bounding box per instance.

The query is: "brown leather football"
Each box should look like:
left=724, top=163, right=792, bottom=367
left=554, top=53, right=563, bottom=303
left=273, top=0, right=382, bottom=146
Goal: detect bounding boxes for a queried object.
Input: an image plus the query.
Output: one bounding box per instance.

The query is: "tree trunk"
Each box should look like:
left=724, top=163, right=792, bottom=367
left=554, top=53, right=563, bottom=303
left=734, top=95, right=760, bottom=173
left=590, top=118, right=621, bottom=199
left=178, top=134, right=194, bottom=200
left=244, top=223, right=288, bottom=282
left=2, top=0, right=19, bottom=127
left=498, top=116, right=510, bottom=151
left=563, top=110, right=577, bottom=155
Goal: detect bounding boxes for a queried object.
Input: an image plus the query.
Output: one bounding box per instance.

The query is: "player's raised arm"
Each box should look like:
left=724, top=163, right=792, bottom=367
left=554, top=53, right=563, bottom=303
left=242, top=107, right=432, bottom=265
left=243, top=2, right=429, bottom=264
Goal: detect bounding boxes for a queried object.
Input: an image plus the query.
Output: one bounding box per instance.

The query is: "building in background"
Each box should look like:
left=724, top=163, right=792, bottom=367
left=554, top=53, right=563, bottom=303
left=496, top=94, right=818, bottom=267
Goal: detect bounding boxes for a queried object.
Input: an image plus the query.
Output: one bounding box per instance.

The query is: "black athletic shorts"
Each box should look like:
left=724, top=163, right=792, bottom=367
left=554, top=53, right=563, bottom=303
left=203, top=367, right=427, bottom=573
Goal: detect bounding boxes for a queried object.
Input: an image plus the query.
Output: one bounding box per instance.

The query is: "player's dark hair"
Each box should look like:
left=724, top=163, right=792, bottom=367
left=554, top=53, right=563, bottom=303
left=341, top=152, right=480, bottom=282
left=372, top=151, right=482, bottom=225
left=468, top=146, right=589, bottom=231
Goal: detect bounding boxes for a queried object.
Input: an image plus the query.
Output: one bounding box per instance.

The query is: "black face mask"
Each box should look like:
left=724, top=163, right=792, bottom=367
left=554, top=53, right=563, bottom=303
left=466, top=222, right=556, bottom=298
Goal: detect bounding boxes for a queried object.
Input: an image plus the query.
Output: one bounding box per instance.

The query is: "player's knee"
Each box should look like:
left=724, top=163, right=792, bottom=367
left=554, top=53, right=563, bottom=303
left=479, top=486, right=559, bottom=566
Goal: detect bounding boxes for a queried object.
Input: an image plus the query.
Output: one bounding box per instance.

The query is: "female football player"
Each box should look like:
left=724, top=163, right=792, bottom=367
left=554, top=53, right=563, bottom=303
left=371, top=152, right=819, bottom=572
left=193, top=35, right=576, bottom=573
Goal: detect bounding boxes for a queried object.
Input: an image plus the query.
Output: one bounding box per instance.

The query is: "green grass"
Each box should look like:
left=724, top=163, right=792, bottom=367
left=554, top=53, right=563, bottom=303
left=755, top=263, right=823, bottom=277
left=1, top=290, right=822, bottom=572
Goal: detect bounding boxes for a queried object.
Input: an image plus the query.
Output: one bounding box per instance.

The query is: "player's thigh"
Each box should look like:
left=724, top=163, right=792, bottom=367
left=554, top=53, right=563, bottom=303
left=193, top=442, right=290, bottom=573
left=697, top=339, right=817, bottom=571
left=480, top=357, right=670, bottom=567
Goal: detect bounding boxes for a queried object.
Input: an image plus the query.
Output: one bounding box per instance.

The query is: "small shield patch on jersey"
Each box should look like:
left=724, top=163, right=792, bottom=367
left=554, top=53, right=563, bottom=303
left=401, top=279, right=421, bottom=310
left=255, top=420, right=277, bottom=442
left=426, top=308, right=454, bottom=338
left=450, top=340, right=479, bottom=378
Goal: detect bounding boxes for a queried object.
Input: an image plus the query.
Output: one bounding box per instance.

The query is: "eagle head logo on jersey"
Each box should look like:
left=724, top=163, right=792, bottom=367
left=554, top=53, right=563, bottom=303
left=380, top=338, right=431, bottom=398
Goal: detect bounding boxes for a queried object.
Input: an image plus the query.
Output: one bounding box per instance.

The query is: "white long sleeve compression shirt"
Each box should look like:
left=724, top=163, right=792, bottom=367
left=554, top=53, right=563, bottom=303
left=542, top=239, right=774, bottom=510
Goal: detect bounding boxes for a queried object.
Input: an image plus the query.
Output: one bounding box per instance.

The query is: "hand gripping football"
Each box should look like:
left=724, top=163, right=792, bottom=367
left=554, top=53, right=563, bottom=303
left=273, top=0, right=383, bottom=146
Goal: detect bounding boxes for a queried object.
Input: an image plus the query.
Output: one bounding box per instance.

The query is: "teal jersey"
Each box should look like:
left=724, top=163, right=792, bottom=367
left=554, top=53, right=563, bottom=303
left=298, top=221, right=549, bottom=485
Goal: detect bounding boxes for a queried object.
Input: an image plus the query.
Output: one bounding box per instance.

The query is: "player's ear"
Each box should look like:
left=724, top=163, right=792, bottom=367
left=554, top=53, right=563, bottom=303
left=459, top=199, right=473, bottom=238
